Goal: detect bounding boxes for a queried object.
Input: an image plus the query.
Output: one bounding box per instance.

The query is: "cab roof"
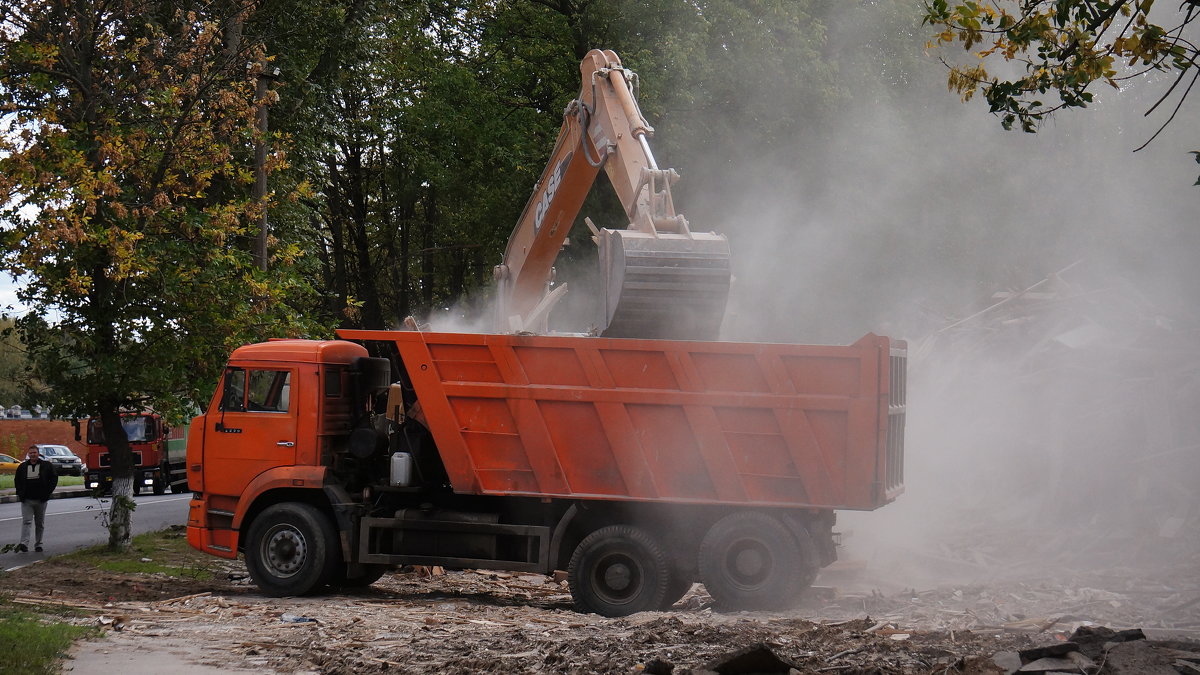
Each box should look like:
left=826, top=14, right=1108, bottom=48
left=229, top=339, right=368, bottom=366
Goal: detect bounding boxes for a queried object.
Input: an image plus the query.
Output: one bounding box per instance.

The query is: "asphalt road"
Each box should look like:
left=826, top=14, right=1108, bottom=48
left=1, top=492, right=191, bottom=571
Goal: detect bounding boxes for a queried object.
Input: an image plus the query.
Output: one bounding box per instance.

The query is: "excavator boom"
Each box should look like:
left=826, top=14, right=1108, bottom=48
left=495, top=49, right=730, bottom=339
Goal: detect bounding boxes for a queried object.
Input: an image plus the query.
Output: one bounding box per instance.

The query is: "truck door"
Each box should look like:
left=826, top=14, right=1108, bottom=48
left=203, top=366, right=298, bottom=499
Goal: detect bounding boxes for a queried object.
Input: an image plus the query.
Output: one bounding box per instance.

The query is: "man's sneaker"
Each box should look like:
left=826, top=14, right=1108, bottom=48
left=35, top=545, right=43, bottom=552
left=15, top=544, right=27, bottom=552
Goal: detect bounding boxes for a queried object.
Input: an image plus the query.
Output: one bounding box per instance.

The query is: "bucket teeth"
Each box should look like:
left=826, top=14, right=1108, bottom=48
left=599, top=229, right=731, bottom=340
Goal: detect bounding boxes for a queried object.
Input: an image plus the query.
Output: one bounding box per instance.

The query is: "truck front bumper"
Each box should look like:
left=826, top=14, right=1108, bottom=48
left=85, top=468, right=162, bottom=491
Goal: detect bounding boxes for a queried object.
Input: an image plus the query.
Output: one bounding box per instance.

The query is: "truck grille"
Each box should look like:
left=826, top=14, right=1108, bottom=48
left=97, top=451, right=143, bottom=467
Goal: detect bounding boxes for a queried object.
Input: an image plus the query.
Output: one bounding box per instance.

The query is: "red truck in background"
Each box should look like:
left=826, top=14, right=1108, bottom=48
left=186, top=330, right=905, bottom=615
left=84, top=413, right=189, bottom=495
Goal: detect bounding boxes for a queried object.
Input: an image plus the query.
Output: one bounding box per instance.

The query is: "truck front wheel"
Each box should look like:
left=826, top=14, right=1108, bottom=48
left=698, top=511, right=817, bottom=611
left=568, top=525, right=669, bottom=617
left=245, top=503, right=339, bottom=597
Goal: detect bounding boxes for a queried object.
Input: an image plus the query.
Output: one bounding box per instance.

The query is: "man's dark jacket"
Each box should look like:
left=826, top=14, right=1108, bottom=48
left=15, top=460, right=58, bottom=501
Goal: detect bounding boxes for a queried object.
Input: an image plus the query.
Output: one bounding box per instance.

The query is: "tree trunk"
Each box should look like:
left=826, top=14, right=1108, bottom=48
left=99, top=408, right=135, bottom=552
left=347, top=143, right=384, bottom=328
left=323, top=156, right=351, bottom=324
left=107, top=475, right=135, bottom=551
left=399, top=188, right=413, bottom=319
left=421, top=185, right=437, bottom=311
left=253, top=59, right=270, bottom=271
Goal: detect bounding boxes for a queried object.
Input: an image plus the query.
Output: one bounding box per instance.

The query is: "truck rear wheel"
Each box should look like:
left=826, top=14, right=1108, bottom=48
left=698, top=511, right=816, bottom=611
left=568, top=525, right=669, bottom=617
left=245, top=503, right=339, bottom=597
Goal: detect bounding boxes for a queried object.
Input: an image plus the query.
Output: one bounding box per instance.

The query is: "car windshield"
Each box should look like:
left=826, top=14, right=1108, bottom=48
left=0, top=454, right=15, bottom=462
left=40, top=446, right=71, bottom=457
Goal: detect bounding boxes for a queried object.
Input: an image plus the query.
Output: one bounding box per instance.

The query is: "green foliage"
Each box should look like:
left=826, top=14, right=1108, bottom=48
left=0, top=0, right=329, bottom=550
left=255, top=0, right=852, bottom=330
left=0, top=600, right=94, bottom=675
left=0, top=0, right=327, bottom=427
left=0, top=318, right=34, bottom=405
left=923, top=0, right=1199, bottom=183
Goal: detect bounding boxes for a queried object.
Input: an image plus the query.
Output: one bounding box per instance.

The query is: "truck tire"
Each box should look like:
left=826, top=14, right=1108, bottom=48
left=568, top=525, right=669, bottom=617
left=245, top=503, right=339, bottom=597
left=698, top=511, right=816, bottom=611
left=152, top=468, right=166, bottom=495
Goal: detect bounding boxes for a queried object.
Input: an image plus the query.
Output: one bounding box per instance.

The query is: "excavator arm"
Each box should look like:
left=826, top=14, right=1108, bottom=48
left=494, top=49, right=731, bottom=339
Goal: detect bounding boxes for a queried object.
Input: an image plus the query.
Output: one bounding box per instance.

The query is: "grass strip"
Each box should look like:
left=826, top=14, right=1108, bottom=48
left=0, top=599, right=95, bottom=675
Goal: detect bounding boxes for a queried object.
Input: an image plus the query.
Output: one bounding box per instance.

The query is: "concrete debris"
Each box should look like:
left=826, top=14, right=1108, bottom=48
left=1017, top=656, right=1084, bottom=673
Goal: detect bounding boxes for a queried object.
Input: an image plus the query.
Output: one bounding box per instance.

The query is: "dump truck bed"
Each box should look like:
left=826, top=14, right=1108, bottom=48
left=339, top=330, right=905, bottom=511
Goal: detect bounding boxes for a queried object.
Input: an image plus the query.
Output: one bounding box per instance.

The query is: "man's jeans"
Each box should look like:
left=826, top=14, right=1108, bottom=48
left=20, top=499, right=48, bottom=548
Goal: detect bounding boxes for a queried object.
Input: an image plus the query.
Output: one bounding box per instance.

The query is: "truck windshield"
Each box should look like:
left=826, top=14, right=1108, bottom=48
left=87, top=416, right=156, bottom=444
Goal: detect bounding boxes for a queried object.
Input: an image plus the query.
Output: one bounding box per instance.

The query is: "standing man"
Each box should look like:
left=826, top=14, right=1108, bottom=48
left=14, top=445, right=58, bottom=553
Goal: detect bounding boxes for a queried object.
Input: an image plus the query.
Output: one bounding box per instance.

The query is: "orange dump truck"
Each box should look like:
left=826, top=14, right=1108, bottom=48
left=187, top=329, right=905, bottom=615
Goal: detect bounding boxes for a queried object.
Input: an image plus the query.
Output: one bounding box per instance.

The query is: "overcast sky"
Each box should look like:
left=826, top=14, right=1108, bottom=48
left=0, top=276, right=20, bottom=317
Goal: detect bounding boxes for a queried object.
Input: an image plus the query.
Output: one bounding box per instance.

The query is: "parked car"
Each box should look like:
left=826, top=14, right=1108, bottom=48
left=0, top=453, right=18, bottom=474
left=34, top=444, right=85, bottom=476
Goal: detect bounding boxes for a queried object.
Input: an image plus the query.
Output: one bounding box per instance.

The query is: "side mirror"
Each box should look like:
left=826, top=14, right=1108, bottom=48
left=71, top=419, right=81, bottom=442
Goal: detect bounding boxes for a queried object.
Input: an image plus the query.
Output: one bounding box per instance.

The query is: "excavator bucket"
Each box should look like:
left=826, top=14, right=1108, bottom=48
left=598, top=229, right=731, bottom=340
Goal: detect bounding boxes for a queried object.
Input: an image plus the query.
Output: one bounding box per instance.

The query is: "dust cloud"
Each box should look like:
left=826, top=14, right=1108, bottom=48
left=694, top=12, right=1200, bottom=593
left=429, top=8, right=1198, bottom=597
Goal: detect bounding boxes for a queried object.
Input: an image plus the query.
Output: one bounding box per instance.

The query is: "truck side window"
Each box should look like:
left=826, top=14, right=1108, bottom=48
left=220, top=369, right=247, bottom=412
left=247, top=369, right=291, bottom=413
left=87, top=419, right=104, bottom=444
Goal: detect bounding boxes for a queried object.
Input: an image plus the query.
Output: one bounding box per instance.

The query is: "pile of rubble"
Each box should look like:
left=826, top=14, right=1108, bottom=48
left=7, top=561, right=1184, bottom=674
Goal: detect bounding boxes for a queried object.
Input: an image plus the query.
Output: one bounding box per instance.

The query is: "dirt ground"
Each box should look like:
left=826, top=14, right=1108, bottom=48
left=5, top=525, right=1199, bottom=674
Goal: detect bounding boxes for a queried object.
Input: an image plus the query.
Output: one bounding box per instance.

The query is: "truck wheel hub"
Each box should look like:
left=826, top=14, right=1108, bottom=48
left=264, top=527, right=306, bottom=576
left=729, top=541, right=770, bottom=584
left=603, top=562, right=633, bottom=592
